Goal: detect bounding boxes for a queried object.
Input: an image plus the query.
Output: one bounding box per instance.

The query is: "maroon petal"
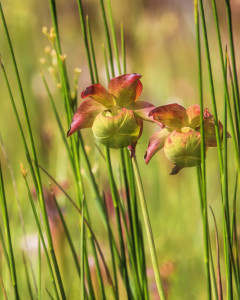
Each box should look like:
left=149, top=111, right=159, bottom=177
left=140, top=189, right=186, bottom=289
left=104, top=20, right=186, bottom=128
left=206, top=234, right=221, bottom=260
left=108, top=73, right=142, bottom=107
left=67, top=99, right=104, bottom=137
left=149, top=103, right=187, bottom=129
left=81, top=83, right=115, bottom=107
left=144, top=128, right=170, bottom=164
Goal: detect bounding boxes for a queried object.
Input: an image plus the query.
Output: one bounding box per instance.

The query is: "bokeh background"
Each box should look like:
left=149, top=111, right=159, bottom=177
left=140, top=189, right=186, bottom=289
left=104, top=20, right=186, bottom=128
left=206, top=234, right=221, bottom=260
left=0, top=0, right=240, bottom=299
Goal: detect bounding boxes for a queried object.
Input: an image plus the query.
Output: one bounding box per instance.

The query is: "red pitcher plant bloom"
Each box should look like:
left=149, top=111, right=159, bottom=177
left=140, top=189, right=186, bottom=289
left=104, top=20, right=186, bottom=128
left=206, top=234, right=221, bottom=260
left=67, top=73, right=156, bottom=153
left=145, top=103, right=229, bottom=174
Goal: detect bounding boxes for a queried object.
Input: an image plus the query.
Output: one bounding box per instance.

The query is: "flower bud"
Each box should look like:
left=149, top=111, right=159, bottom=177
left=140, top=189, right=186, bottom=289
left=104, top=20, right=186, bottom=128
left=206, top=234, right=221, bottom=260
left=92, top=107, right=140, bottom=148
left=164, top=127, right=202, bottom=168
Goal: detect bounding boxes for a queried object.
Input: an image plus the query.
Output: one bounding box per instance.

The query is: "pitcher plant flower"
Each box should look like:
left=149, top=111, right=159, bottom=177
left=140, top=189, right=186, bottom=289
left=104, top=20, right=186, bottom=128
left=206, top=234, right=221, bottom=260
left=67, top=73, right=156, bottom=153
left=145, top=103, right=229, bottom=174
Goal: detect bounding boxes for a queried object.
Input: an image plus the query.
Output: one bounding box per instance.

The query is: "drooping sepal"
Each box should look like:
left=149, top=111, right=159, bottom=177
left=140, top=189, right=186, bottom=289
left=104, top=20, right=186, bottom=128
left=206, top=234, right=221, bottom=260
left=67, top=99, right=105, bottom=137
left=144, top=128, right=171, bottom=164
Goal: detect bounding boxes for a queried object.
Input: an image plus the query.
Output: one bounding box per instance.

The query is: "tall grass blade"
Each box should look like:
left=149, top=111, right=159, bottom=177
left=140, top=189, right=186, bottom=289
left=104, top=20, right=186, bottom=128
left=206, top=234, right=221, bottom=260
left=194, top=1, right=212, bottom=298
left=22, top=252, right=34, bottom=300
left=0, top=163, right=19, bottom=299
left=132, top=156, right=166, bottom=300
left=210, top=206, right=223, bottom=300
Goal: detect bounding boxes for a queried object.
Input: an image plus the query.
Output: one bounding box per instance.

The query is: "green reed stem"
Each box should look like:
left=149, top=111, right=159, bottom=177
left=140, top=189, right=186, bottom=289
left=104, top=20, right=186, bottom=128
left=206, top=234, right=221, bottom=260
left=198, top=0, right=222, bottom=172
left=0, top=223, right=10, bottom=271
left=121, top=23, right=126, bottom=74
left=38, top=219, right=41, bottom=300
left=106, top=0, right=121, bottom=74
left=23, top=172, right=60, bottom=300
left=103, top=195, right=119, bottom=299
left=0, top=164, right=19, bottom=300
left=225, top=0, right=240, bottom=123
left=99, top=0, right=114, bottom=77
left=0, top=135, right=38, bottom=295
left=102, top=43, right=111, bottom=81
left=76, top=0, right=94, bottom=83
left=194, top=1, right=212, bottom=299
left=51, top=192, right=81, bottom=276
left=0, top=3, right=66, bottom=298
left=81, top=201, right=85, bottom=300
left=104, top=147, right=132, bottom=298
left=22, top=252, right=34, bottom=300
left=132, top=156, right=166, bottom=300
left=86, top=16, right=99, bottom=83
left=211, top=0, right=240, bottom=188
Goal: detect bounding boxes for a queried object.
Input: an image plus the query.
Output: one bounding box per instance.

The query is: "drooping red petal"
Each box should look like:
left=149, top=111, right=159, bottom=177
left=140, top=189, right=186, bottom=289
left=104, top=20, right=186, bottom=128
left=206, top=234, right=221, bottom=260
left=144, top=128, right=171, bottom=164
left=108, top=73, right=142, bottom=107
left=149, top=103, right=187, bottom=129
left=81, top=83, right=115, bottom=107
left=186, top=104, right=201, bottom=128
left=67, top=99, right=105, bottom=137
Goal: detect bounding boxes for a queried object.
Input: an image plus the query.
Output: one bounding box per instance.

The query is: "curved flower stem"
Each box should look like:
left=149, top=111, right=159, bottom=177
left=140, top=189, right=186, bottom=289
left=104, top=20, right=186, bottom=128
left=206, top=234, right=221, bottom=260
left=104, top=146, right=132, bottom=299
left=132, top=156, right=166, bottom=300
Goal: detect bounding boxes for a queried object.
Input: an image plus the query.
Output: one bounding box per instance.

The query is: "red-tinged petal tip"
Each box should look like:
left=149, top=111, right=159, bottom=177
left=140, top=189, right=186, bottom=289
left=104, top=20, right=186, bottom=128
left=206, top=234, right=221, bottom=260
left=108, top=73, right=143, bottom=107
left=81, top=83, right=115, bottom=107
left=67, top=99, right=105, bottom=137
left=144, top=128, right=170, bottom=164
left=149, top=103, right=187, bottom=129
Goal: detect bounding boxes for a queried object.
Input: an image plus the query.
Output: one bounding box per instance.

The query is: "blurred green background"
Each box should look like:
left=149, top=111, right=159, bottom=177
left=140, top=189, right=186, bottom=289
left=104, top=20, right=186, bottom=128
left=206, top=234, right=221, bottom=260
left=0, top=0, right=240, bottom=299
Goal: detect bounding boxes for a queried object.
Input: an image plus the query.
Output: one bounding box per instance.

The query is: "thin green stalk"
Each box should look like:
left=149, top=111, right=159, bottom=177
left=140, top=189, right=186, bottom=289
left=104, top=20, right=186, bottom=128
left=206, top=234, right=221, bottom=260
left=132, top=156, right=166, bottom=300
left=227, top=59, right=240, bottom=149
left=194, top=2, right=212, bottom=298
left=103, top=195, right=118, bottom=299
left=121, top=22, right=126, bottom=74
left=76, top=0, right=94, bottom=83
left=50, top=191, right=80, bottom=276
left=231, top=176, right=240, bottom=284
left=22, top=252, right=34, bottom=300
left=37, top=163, right=116, bottom=294
left=0, top=224, right=10, bottom=271
left=0, top=134, right=38, bottom=295
left=22, top=170, right=60, bottom=300
left=86, top=15, right=99, bottom=83
left=211, top=0, right=240, bottom=189
left=106, top=0, right=121, bottom=74
left=102, top=43, right=110, bottom=81
left=38, top=222, right=41, bottom=300
left=225, top=0, right=240, bottom=120
left=198, top=0, right=222, bottom=173
left=99, top=0, right=114, bottom=77
left=0, top=4, right=66, bottom=298
left=0, top=164, right=19, bottom=300
left=223, top=59, right=233, bottom=300
left=49, top=2, right=107, bottom=297
left=81, top=201, right=85, bottom=300
left=104, top=147, right=132, bottom=299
